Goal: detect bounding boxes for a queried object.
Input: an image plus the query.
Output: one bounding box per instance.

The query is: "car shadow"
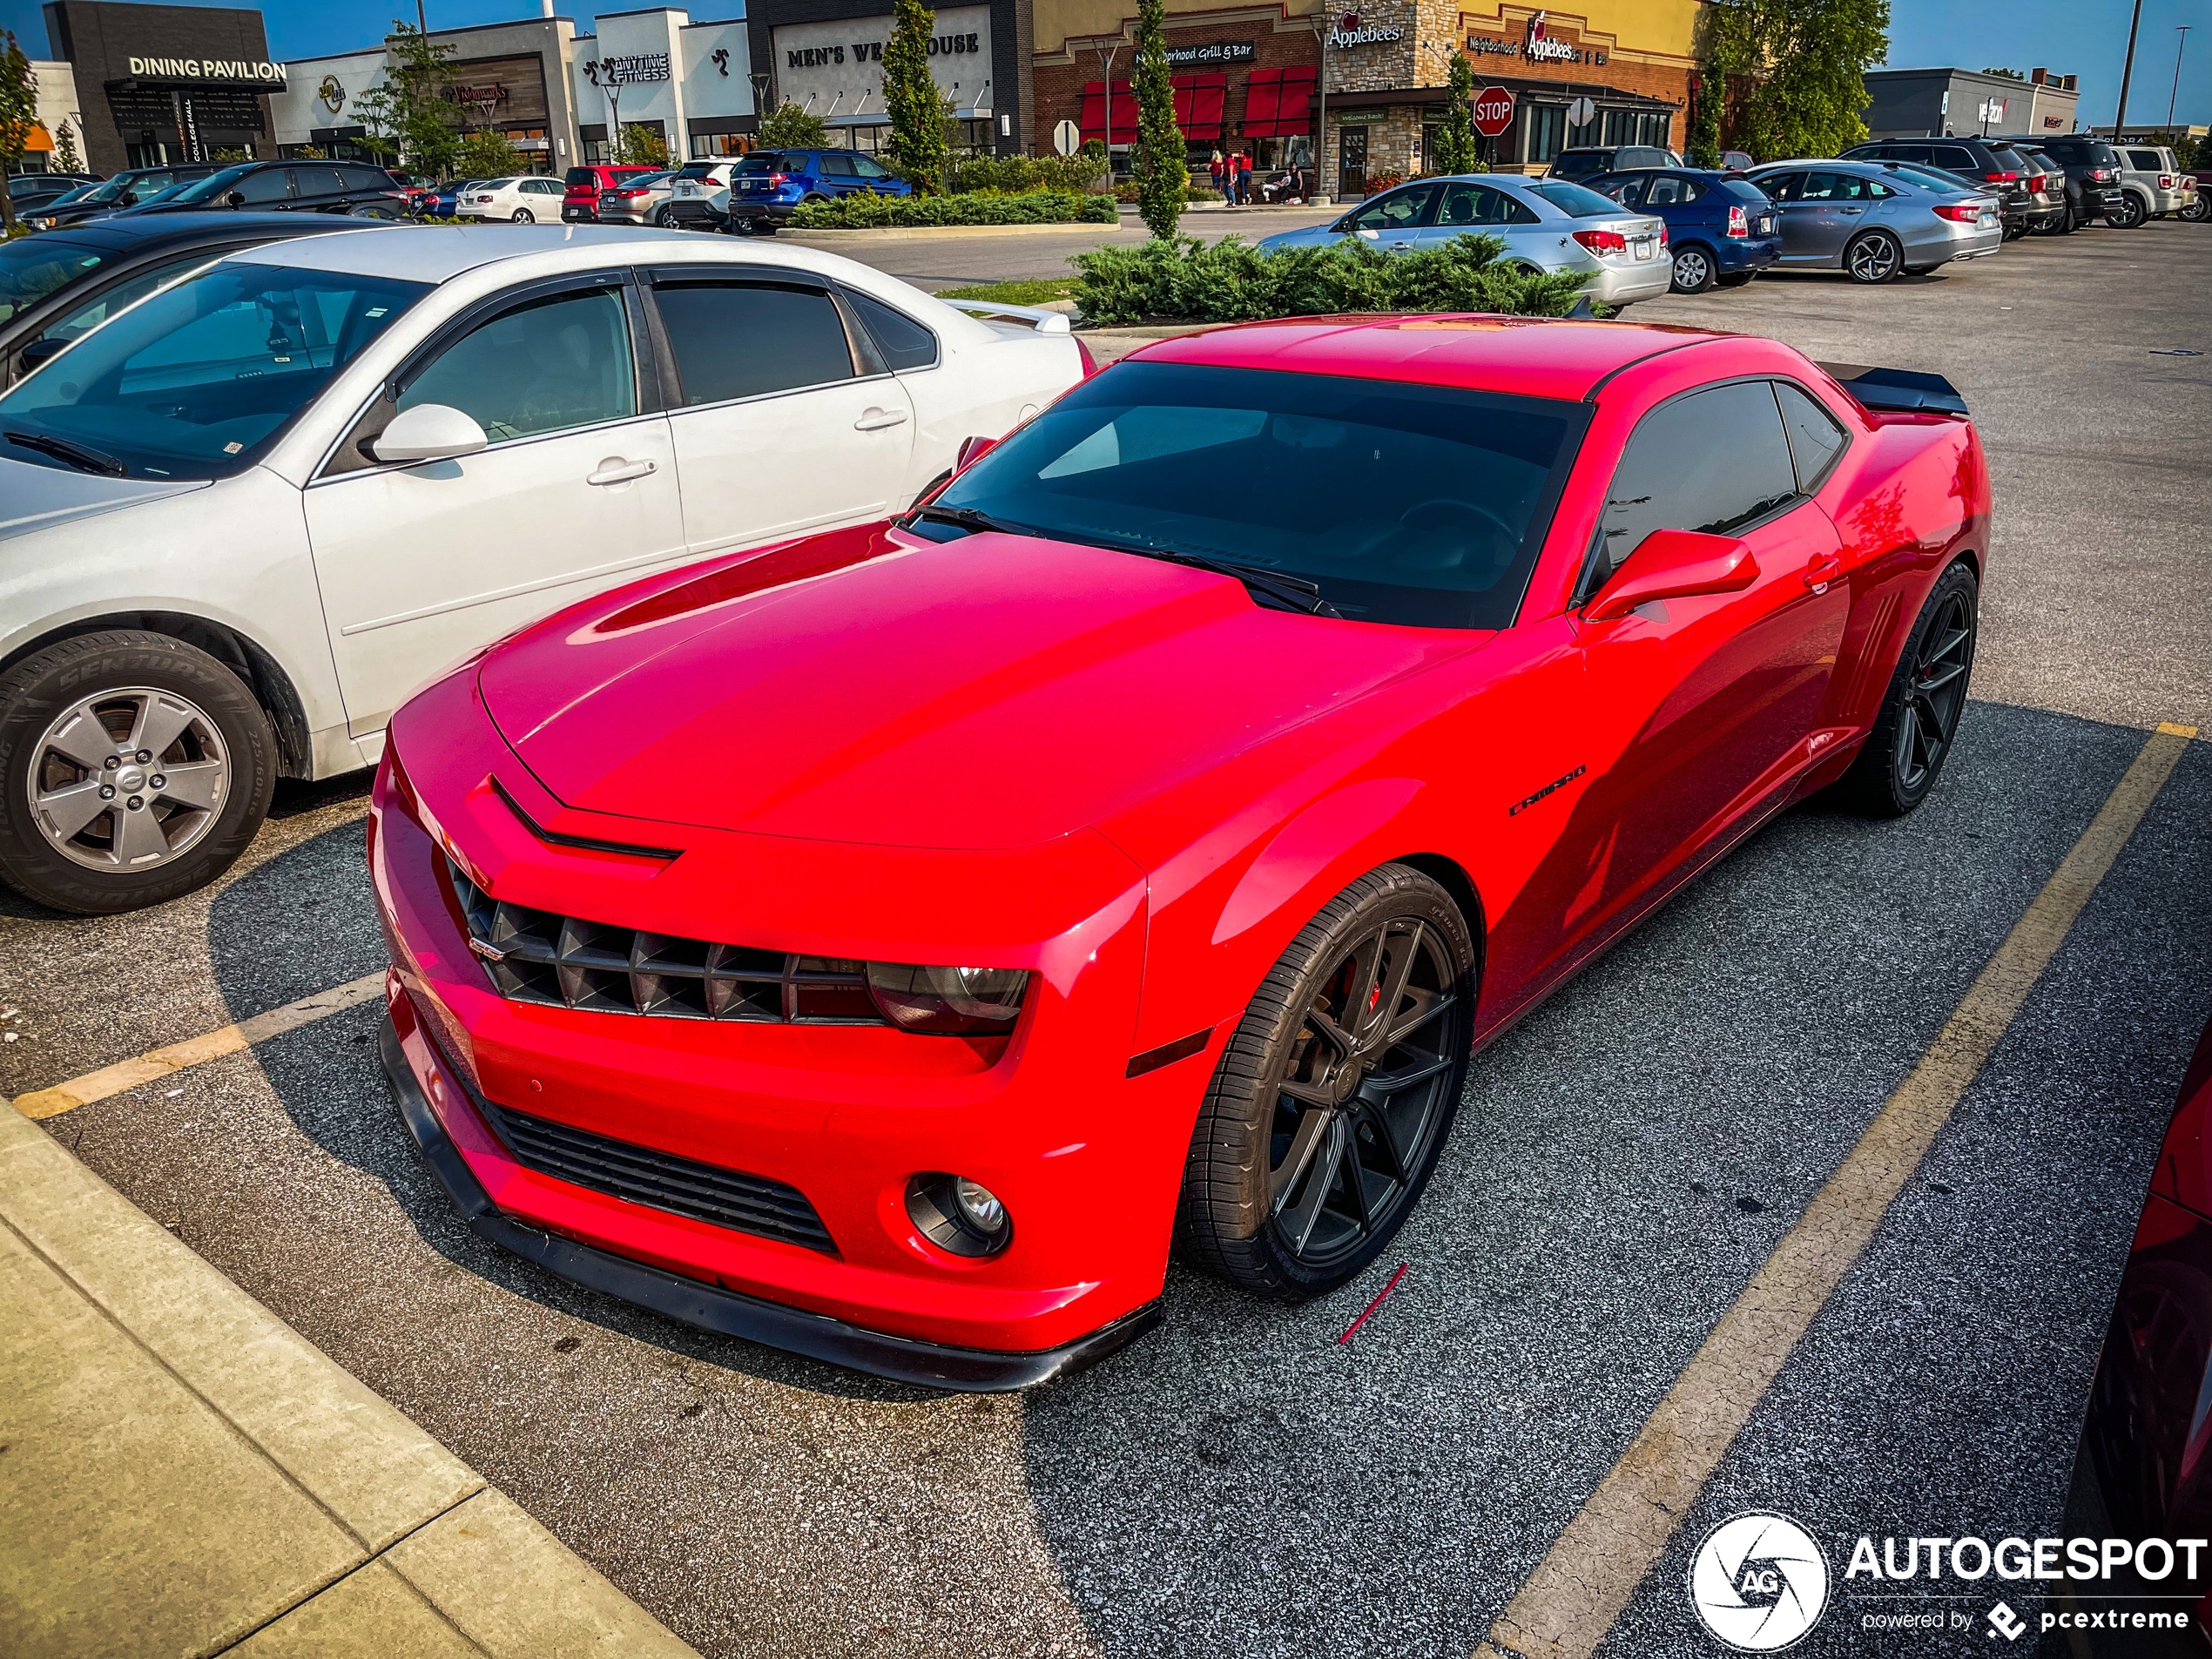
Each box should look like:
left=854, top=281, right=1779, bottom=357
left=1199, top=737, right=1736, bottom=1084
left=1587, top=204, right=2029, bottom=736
left=204, top=817, right=943, bottom=1406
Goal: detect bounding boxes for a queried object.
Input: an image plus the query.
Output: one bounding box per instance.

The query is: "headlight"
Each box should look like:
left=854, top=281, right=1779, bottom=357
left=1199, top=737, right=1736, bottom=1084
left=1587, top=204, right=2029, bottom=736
left=865, top=963, right=1028, bottom=1034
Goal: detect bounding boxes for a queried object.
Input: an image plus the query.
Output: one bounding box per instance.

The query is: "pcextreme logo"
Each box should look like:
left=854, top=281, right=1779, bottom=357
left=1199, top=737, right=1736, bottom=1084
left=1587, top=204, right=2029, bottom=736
left=1689, top=1513, right=1831, bottom=1651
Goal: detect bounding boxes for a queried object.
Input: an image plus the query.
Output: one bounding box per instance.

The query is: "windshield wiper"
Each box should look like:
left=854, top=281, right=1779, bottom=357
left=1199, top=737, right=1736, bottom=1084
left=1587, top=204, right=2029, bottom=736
left=1061, top=530, right=1339, bottom=617
left=5, top=429, right=125, bottom=476
left=901, top=503, right=1035, bottom=538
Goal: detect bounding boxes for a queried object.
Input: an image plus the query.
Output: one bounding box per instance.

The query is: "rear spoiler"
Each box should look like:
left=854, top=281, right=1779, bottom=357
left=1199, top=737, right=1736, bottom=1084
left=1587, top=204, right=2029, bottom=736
left=939, top=297, right=1073, bottom=335
left=1818, top=362, right=1970, bottom=417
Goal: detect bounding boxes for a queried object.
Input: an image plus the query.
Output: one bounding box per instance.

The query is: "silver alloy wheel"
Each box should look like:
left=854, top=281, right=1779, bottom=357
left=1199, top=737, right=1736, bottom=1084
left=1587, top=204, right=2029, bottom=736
left=28, top=686, right=229, bottom=872
left=1846, top=232, right=1900, bottom=283
left=1671, top=246, right=1712, bottom=291
left=512, top=207, right=534, bottom=223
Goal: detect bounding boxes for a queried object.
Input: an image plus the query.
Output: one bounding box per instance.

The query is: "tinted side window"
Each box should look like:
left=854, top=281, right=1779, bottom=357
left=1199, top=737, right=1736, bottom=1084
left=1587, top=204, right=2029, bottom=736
left=234, top=170, right=293, bottom=205
left=1760, top=172, right=1804, bottom=202
left=1347, top=183, right=1439, bottom=231
left=1596, top=381, right=1798, bottom=583
left=654, top=282, right=856, bottom=403
left=1932, top=146, right=1979, bottom=172
left=853, top=155, right=893, bottom=180
left=1773, top=382, right=1847, bottom=490
left=846, top=290, right=938, bottom=371
left=341, top=166, right=393, bottom=191
left=819, top=152, right=856, bottom=177
left=401, top=287, right=637, bottom=442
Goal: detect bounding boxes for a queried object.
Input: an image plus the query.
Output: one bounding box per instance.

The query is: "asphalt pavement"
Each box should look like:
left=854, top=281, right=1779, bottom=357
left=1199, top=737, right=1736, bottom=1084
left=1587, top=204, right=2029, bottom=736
left=3, top=219, right=2208, bottom=1659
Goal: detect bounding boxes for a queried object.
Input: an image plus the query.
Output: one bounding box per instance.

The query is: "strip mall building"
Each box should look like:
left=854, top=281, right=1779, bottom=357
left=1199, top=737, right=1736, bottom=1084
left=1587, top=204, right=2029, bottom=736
left=1032, top=0, right=1700, bottom=194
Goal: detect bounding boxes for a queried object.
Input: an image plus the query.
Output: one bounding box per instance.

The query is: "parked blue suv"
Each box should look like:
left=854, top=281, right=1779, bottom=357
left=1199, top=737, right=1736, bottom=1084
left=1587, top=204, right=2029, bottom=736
left=1582, top=169, right=1782, bottom=293
left=720, top=149, right=911, bottom=233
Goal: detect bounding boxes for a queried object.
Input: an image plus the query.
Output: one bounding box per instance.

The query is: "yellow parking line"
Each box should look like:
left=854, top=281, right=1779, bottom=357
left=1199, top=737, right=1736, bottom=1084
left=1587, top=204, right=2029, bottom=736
left=10, top=973, right=387, bottom=1122
left=1476, top=721, right=2200, bottom=1659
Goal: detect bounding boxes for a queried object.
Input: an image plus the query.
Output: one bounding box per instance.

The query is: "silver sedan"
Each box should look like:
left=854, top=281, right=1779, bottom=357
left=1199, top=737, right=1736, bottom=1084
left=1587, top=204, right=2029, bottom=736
left=1743, top=160, right=2001, bottom=282
left=1255, top=173, right=1673, bottom=307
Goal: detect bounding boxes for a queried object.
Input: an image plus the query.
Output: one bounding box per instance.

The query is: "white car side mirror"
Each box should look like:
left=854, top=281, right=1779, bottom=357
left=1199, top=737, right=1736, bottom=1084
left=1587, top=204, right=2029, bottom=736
left=374, top=402, right=489, bottom=463
left=1358, top=226, right=1379, bottom=239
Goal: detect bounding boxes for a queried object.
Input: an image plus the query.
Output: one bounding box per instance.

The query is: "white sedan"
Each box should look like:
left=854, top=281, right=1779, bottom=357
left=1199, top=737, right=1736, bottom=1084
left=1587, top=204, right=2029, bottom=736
left=0, top=226, right=1091, bottom=912
left=457, top=176, right=567, bottom=221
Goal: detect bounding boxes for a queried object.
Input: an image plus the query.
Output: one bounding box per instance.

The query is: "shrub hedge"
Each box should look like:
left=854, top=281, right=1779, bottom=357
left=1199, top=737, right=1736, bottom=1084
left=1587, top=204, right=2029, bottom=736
left=1069, top=232, right=1590, bottom=327
left=787, top=190, right=1118, bottom=229
left=948, top=154, right=1106, bottom=195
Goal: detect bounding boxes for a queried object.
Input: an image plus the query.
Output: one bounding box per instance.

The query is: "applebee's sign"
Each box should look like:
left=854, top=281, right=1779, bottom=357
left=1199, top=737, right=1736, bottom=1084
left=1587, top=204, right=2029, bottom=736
left=1328, top=10, right=1403, bottom=47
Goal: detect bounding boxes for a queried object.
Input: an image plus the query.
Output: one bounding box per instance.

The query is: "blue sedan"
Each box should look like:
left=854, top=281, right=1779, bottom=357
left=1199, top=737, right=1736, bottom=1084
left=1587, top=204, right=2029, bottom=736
left=1581, top=169, right=1782, bottom=293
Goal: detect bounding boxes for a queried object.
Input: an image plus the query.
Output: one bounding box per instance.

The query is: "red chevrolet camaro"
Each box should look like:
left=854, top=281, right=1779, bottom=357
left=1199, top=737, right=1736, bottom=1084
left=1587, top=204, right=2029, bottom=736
left=370, top=315, right=1989, bottom=1388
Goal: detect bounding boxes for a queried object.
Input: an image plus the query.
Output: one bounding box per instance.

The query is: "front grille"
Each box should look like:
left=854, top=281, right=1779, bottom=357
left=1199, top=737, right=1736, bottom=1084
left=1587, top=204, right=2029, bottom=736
left=479, top=1096, right=837, bottom=1255
left=448, top=860, right=884, bottom=1025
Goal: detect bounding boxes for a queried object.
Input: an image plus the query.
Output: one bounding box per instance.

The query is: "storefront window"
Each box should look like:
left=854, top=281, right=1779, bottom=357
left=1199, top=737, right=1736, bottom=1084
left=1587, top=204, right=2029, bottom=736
left=1524, top=105, right=1566, bottom=164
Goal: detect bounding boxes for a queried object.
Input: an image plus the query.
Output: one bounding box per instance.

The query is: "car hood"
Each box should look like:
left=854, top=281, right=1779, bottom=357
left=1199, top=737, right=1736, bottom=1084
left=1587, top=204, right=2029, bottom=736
left=478, top=527, right=1456, bottom=852
left=0, top=456, right=211, bottom=538
left=1257, top=224, right=1345, bottom=251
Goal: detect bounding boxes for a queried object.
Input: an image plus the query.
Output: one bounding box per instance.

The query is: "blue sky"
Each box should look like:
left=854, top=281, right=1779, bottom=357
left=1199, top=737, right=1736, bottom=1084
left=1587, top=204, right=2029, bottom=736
left=3, top=0, right=2206, bottom=126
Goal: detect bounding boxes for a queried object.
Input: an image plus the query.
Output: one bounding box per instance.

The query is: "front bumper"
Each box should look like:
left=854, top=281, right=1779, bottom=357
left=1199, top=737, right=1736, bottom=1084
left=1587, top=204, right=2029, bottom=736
left=380, top=1007, right=1161, bottom=1390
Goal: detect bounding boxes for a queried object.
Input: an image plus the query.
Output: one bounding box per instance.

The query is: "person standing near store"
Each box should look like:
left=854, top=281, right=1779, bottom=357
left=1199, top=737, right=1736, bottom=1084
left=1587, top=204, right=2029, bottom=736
left=1235, top=150, right=1253, bottom=205
left=1211, top=151, right=1232, bottom=204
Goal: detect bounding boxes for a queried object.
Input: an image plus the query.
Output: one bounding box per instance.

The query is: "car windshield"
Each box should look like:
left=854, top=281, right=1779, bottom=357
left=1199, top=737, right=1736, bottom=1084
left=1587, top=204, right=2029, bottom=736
left=161, top=165, right=259, bottom=206
left=927, top=361, right=1585, bottom=630
left=1529, top=181, right=1628, bottom=217
left=1549, top=152, right=1608, bottom=179
left=0, top=238, right=107, bottom=324
left=0, top=260, right=428, bottom=482
left=733, top=154, right=792, bottom=175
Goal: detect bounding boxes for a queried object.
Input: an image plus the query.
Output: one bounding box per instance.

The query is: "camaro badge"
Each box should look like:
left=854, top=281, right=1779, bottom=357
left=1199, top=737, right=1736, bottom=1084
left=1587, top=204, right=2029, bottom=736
left=1508, top=765, right=1587, bottom=817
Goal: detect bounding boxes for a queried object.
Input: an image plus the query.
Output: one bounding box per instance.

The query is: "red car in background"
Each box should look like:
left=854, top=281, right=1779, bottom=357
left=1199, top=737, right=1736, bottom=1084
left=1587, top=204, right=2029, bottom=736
left=562, top=163, right=658, bottom=222
left=372, top=315, right=1990, bottom=1388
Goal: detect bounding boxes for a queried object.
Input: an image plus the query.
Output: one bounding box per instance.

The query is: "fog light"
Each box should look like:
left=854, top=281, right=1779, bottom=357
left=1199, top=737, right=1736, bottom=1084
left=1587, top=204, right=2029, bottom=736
left=907, top=1171, right=1013, bottom=1258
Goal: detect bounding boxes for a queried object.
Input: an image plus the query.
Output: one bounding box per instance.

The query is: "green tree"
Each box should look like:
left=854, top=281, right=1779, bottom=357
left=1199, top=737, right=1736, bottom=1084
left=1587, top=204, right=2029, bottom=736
left=1130, top=0, right=1184, bottom=238
left=1431, top=51, right=1481, bottom=175
left=1686, top=69, right=1722, bottom=165
left=757, top=99, right=830, bottom=150
left=0, top=32, right=36, bottom=233
left=883, top=0, right=948, bottom=192
left=378, top=20, right=462, bottom=177
left=614, top=124, right=669, bottom=166
left=455, top=129, right=519, bottom=179
left=52, top=119, right=80, bottom=174
left=1702, top=0, right=1888, bottom=161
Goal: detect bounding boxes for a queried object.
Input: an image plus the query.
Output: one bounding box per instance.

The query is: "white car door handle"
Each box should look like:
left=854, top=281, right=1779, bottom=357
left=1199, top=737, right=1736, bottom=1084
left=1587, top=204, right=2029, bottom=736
left=853, top=408, right=909, bottom=431
left=585, top=458, right=656, bottom=486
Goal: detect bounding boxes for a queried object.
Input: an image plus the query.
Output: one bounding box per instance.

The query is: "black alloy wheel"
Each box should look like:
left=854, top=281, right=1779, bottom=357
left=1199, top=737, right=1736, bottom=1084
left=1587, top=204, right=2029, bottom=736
left=1177, top=864, right=1475, bottom=1299
left=1835, top=560, right=1979, bottom=818
left=1844, top=231, right=1902, bottom=284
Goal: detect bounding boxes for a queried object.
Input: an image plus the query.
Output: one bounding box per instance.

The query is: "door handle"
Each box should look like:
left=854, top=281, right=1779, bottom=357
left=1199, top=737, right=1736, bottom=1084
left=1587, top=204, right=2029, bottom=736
left=1840, top=206, right=1865, bottom=215
left=1804, top=552, right=1844, bottom=592
left=585, top=457, right=656, bottom=486
left=853, top=408, right=909, bottom=431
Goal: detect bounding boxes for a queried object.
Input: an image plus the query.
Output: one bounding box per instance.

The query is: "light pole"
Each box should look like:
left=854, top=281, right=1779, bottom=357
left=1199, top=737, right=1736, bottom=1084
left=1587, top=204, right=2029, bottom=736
left=2169, top=26, right=2193, bottom=127
left=2114, top=0, right=2144, bottom=136
left=1096, top=41, right=1120, bottom=179
left=1310, top=10, right=1332, bottom=204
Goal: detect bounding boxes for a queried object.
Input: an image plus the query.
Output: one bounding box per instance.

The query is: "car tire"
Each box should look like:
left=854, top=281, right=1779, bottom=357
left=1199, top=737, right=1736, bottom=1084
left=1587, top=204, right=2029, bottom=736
left=2181, top=198, right=2209, bottom=223
left=2057, top=203, right=2080, bottom=233
left=1174, top=862, right=1475, bottom=1301
left=0, top=631, right=277, bottom=915
left=1844, top=230, right=1903, bottom=283
left=652, top=205, right=675, bottom=226
left=2112, top=192, right=2148, bottom=229
left=1669, top=243, right=1716, bottom=293
left=511, top=207, right=535, bottom=223
left=1833, top=560, right=1979, bottom=819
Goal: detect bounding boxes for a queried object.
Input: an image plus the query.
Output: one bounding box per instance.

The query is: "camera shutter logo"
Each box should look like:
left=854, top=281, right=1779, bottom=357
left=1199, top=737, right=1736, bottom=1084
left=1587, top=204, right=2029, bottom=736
left=1688, top=1512, right=1831, bottom=1651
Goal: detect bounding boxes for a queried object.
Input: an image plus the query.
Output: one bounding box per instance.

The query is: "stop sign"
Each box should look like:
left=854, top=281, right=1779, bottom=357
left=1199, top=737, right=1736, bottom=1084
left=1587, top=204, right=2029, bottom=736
left=1471, top=85, right=1515, bottom=138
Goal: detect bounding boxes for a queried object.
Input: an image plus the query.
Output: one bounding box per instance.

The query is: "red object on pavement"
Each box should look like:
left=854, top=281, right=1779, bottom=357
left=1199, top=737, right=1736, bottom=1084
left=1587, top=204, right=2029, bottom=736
left=1471, top=85, right=1515, bottom=138
left=374, top=314, right=1993, bottom=1386
left=1339, top=1263, right=1411, bottom=1344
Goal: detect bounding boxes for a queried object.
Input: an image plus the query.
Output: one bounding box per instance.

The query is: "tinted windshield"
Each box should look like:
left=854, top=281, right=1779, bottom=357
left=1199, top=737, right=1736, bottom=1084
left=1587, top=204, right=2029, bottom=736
left=733, top=153, right=792, bottom=175
left=1549, top=152, right=1608, bottom=179
left=0, top=261, right=428, bottom=482
left=0, top=239, right=106, bottom=324
left=164, top=165, right=258, bottom=206
left=1530, top=181, right=1629, bottom=217
left=928, top=361, right=1585, bottom=629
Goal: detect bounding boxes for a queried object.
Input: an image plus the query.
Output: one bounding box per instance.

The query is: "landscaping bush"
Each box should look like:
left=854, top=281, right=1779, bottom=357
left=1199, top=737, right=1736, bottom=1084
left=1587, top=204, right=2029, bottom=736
left=1069, top=232, right=1589, bottom=327
left=788, top=189, right=1118, bottom=229
left=950, top=153, right=1106, bottom=195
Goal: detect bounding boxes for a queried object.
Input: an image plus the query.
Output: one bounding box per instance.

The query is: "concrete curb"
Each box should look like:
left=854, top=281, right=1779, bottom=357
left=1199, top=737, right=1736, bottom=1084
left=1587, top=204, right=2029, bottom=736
left=782, top=219, right=1123, bottom=242
left=0, top=1104, right=697, bottom=1659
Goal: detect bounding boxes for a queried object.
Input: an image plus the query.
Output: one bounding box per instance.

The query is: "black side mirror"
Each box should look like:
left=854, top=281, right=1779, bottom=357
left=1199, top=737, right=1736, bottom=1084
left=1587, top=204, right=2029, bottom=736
left=18, top=337, right=68, bottom=369
left=226, top=191, right=246, bottom=208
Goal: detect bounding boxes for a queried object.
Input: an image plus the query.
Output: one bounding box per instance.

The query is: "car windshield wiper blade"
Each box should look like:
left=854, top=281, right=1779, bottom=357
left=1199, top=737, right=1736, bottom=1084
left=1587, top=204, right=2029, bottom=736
left=1057, top=530, right=1339, bottom=617
left=4, top=429, right=126, bottom=477
left=902, top=503, right=1035, bottom=538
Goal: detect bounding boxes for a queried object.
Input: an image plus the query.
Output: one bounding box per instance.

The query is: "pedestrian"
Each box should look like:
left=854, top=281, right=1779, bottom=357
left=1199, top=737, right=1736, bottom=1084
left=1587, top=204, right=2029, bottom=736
left=1236, top=151, right=1253, bottom=205
left=1286, top=159, right=1305, bottom=204
left=1211, top=150, right=1232, bottom=205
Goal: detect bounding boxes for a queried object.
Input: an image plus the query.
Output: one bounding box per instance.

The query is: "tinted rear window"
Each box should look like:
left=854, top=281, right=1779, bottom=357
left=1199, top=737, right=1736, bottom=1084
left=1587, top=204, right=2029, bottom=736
left=1530, top=181, right=1629, bottom=217
left=1716, top=178, right=1771, bottom=203
left=564, top=168, right=595, bottom=186
left=735, top=153, right=793, bottom=175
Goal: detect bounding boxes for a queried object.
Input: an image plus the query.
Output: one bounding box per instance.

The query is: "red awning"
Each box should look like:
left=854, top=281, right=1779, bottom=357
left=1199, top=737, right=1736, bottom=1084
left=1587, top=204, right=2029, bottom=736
left=1175, top=72, right=1226, bottom=141
left=1241, top=67, right=1316, bottom=138
left=1078, top=79, right=1136, bottom=145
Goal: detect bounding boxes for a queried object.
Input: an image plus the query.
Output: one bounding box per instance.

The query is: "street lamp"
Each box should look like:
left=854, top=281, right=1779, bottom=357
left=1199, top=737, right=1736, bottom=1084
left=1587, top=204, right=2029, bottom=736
left=1096, top=40, right=1120, bottom=178
left=2115, top=0, right=2144, bottom=136
left=1309, top=8, right=1333, bottom=204
left=2169, top=26, right=2193, bottom=128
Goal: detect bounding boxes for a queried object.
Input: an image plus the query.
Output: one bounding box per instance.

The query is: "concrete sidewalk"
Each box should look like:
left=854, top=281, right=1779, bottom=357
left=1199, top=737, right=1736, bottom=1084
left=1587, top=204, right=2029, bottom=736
left=0, top=1103, right=697, bottom=1659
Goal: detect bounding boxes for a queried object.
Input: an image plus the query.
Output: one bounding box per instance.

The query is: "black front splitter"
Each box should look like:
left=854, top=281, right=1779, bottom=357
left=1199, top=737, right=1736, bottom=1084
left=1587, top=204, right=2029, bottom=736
left=379, top=1017, right=1161, bottom=1392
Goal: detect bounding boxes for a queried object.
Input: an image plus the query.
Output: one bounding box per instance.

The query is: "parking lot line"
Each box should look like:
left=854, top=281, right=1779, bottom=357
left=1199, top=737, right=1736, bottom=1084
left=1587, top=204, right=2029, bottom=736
left=1475, top=721, right=2202, bottom=1659
left=9, top=973, right=386, bottom=1123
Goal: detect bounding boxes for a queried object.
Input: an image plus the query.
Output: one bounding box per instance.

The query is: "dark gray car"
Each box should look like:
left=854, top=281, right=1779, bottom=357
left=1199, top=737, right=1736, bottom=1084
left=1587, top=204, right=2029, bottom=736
left=1745, top=159, right=2002, bottom=282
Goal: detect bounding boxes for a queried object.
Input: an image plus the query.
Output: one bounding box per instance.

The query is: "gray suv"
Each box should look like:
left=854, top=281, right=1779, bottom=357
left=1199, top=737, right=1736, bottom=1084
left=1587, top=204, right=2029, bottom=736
left=2110, top=145, right=2197, bottom=228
